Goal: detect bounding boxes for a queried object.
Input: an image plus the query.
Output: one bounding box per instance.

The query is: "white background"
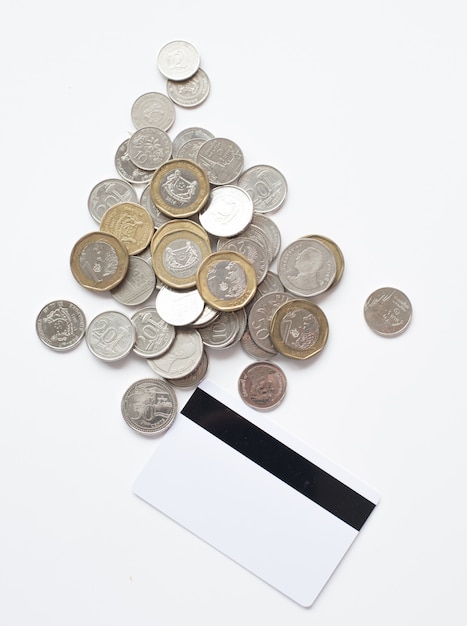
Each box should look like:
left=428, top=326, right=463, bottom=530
left=2, top=1, right=467, bottom=624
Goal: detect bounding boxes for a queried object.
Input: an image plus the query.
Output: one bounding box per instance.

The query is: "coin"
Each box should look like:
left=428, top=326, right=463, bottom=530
left=114, top=138, right=154, bottom=184
left=172, top=126, right=214, bottom=155
left=238, top=362, right=287, bottom=411
left=110, top=255, right=156, bottom=306
left=157, top=40, right=200, bottom=81
left=128, top=126, right=172, bottom=171
left=130, top=306, right=176, bottom=358
left=165, top=349, right=209, bottom=388
left=121, top=378, right=178, bottom=436
left=196, top=137, right=244, bottom=185
left=36, top=300, right=86, bottom=351
left=130, top=91, right=176, bottom=132
left=196, top=250, right=257, bottom=311
left=167, top=68, right=210, bottom=108
left=199, top=185, right=253, bottom=237
left=100, top=202, right=154, bottom=256
left=306, top=234, right=345, bottom=288
left=150, top=158, right=210, bottom=218
left=364, top=287, right=412, bottom=336
left=270, top=299, right=329, bottom=360
left=278, top=237, right=336, bottom=297
left=85, top=310, right=136, bottom=362
left=237, top=164, right=288, bottom=214
left=87, top=178, right=138, bottom=224
left=70, top=231, right=129, bottom=292
left=147, top=327, right=204, bottom=379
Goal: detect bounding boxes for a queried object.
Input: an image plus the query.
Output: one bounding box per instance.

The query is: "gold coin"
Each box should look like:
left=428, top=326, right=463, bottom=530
left=196, top=250, right=257, bottom=311
left=100, top=202, right=154, bottom=255
left=150, top=218, right=210, bottom=256
left=270, top=299, right=329, bottom=360
left=305, top=234, right=345, bottom=288
left=70, top=231, right=129, bottom=292
left=150, top=158, right=210, bottom=218
left=152, top=227, right=212, bottom=289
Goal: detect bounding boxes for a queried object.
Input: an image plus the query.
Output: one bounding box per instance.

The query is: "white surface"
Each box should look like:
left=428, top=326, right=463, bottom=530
left=133, top=379, right=379, bottom=608
left=2, top=1, right=467, bottom=624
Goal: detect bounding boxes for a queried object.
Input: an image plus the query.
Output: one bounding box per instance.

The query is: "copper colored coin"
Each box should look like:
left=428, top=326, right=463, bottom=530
left=238, top=362, right=287, bottom=411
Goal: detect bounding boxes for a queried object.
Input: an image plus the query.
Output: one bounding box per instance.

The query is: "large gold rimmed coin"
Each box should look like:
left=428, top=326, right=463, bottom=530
left=305, top=234, right=345, bottom=288
left=196, top=250, right=257, bottom=311
left=70, top=231, right=129, bottom=292
left=150, top=158, right=210, bottom=218
left=270, top=299, right=329, bottom=360
left=152, top=225, right=212, bottom=289
left=150, top=218, right=210, bottom=256
left=100, top=202, right=154, bottom=255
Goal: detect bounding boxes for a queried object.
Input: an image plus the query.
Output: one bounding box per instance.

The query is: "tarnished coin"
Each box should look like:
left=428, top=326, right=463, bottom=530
left=147, top=327, right=204, bottom=379
left=196, top=137, right=244, bottom=186
left=172, top=126, right=214, bottom=156
left=167, top=68, right=210, bottom=107
left=199, top=185, right=253, bottom=237
left=151, top=226, right=211, bottom=289
left=157, top=40, right=200, bottom=81
left=131, top=91, right=176, bottom=132
left=88, top=178, right=138, bottom=224
left=110, top=255, right=156, bottom=306
left=128, top=126, right=172, bottom=171
left=114, top=138, right=154, bottom=184
left=36, top=300, right=86, bottom=351
left=364, top=287, right=412, bottom=336
left=278, top=237, right=336, bottom=297
left=196, top=250, right=257, bottom=311
left=70, top=231, right=129, bottom=292
left=150, top=158, right=210, bottom=218
left=86, top=310, right=136, bottom=362
left=131, top=306, right=176, bottom=358
left=270, top=299, right=329, bottom=360
left=306, top=234, right=345, bottom=288
left=237, top=164, right=288, bottom=214
left=100, top=202, right=154, bottom=256
left=121, top=378, right=178, bottom=436
left=238, top=362, right=287, bottom=411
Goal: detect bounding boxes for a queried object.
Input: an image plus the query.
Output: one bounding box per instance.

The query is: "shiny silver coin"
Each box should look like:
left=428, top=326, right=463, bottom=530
left=121, top=378, right=178, bottom=436
left=364, top=287, right=412, bottom=336
left=238, top=362, right=287, bottom=411
left=114, top=138, right=154, bottom=184
left=167, top=68, right=210, bottom=108
left=165, top=350, right=209, bottom=388
left=36, top=300, right=86, bottom=351
left=237, top=164, right=287, bottom=214
left=131, top=307, right=176, bottom=358
left=87, top=178, right=138, bottom=224
left=110, top=256, right=156, bottom=306
left=131, top=91, right=175, bottom=132
left=172, top=126, right=214, bottom=156
left=127, top=126, right=172, bottom=171
left=147, top=328, right=204, bottom=379
left=85, top=311, right=136, bottom=362
left=278, top=237, right=336, bottom=297
left=196, top=137, right=244, bottom=185
left=157, top=40, right=200, bottom=81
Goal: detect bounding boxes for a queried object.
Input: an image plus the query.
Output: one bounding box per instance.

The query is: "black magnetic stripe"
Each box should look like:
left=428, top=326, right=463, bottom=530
left=181, top=387, right=376, bottom=531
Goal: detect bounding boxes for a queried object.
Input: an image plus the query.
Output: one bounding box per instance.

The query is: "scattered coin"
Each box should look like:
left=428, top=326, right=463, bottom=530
left=100, top=202, right=154, bottom=256
left=196, top=137, right=244, bottom=185
left=114, top=138, right=154, bottom=184
left=88, top=178, right=138, bottom=224
left=199, top=185, right=253, bottom=237
left=167, top=68, right=210, bottom=108
left=364, top=287, right=412, bottom=336
left=110, top=255, right=156, bottom=306
left=130, top=91, right=176, bottom=132
left=121, top=378, right=178, bottom=436
left=130, top=306, right=176, bottom=359
left=36, top=300, right=86, bottom=351
left=172, top=126, right=214, bottom=156
left=237, top=164, right=288, bottom=214
left=157, top=40, right=201, bottom=81
left=278, top=237, right=336, bottom=297
left=150, top=158, right=210, bottom=218
left=86, top=310, right=136, bottom=362
left=70, top=231, right=129, bottom=292
left=238, top=361, right=287, bottom=411
left=147, top=327, right=204, bottom=379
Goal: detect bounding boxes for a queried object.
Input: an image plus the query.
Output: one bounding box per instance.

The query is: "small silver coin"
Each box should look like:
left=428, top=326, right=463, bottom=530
left=131, top=306, right=176, bottom=358
left=157, top=40, right=200, bottom=81
left=131, top=91, right=175, bottom=132
left=237, top=164, right=288, bottom=214
left=85, top=311, right=136, bottom=361
left=238, top=362, right=287, bottom=411
left=172, top=126, right=214, bottom=156
left=147, top=328, right=204, bottom=379
left=196, top=137, right=244, bottom=186
left=364, top=287, right=412, bottom=336
left=127, top=126, right=172, bottom=171
left=114, top=138, right=154, bottom=184
left=110, top=256, right=156, bottom=306
left=88, top=178, right=138, bottom=224
left=36, top=300, right=86, bottom=351
left=121, top=378, right=178, bottom=436
left=167, top=68, right=210, bottom=108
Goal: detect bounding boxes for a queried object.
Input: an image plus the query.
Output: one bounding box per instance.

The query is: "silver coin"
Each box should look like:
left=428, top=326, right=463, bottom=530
left=114, top=138, right=154, bottom=184
left=218, top=235, right=269, bottom=285
left=157, top=40, right=200, bottom=81
left=199, top=185, right=253, bottom=237
left=189, top=303, right=220, bottom=328
left=364, top=287, right=412, bottom=336
left=147, top=327, right=204, bottom=379
left=131, top=306, right=176, bottom=358
left=240, top=329, right=276, bottom=361
left=196, top=137, right=244, bottom=185
left=166, top=349, right=209, bottom=388
left=251, top=213, right=282, bottom=261
left=238, top=362, right=287, bottom=411
left=131, top=91, right=175, bottom=132
left=121, top=378, right=178, bottom=436
left=278, top=238, right=336, bottom=297
left=172, top=126, right=214, bottom=156
left=167, top=68, right=210, bottom=108
left=155, top=285, right=205, bottom=326
left=36, top=300, right=86, bottom=351
left=237, top=164, right=288, bottom=214
left=218, top=223, right=273, bottom=264
left=127, top=126, right=172, bottom=171
left=88, top=178, right=138, bottom=224
left=198, top=309, right=241, bottom=349
left=247, top=291, right=295, bottom=354
left=175, top=137, right=206, bottom=160
left=110, top=256, right=156, bottom=306
left=85, top=310, right=136, bottom=361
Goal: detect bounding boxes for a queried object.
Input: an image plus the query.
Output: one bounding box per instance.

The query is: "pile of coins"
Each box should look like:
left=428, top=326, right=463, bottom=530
left=36, top=40, right=412, bottom=433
